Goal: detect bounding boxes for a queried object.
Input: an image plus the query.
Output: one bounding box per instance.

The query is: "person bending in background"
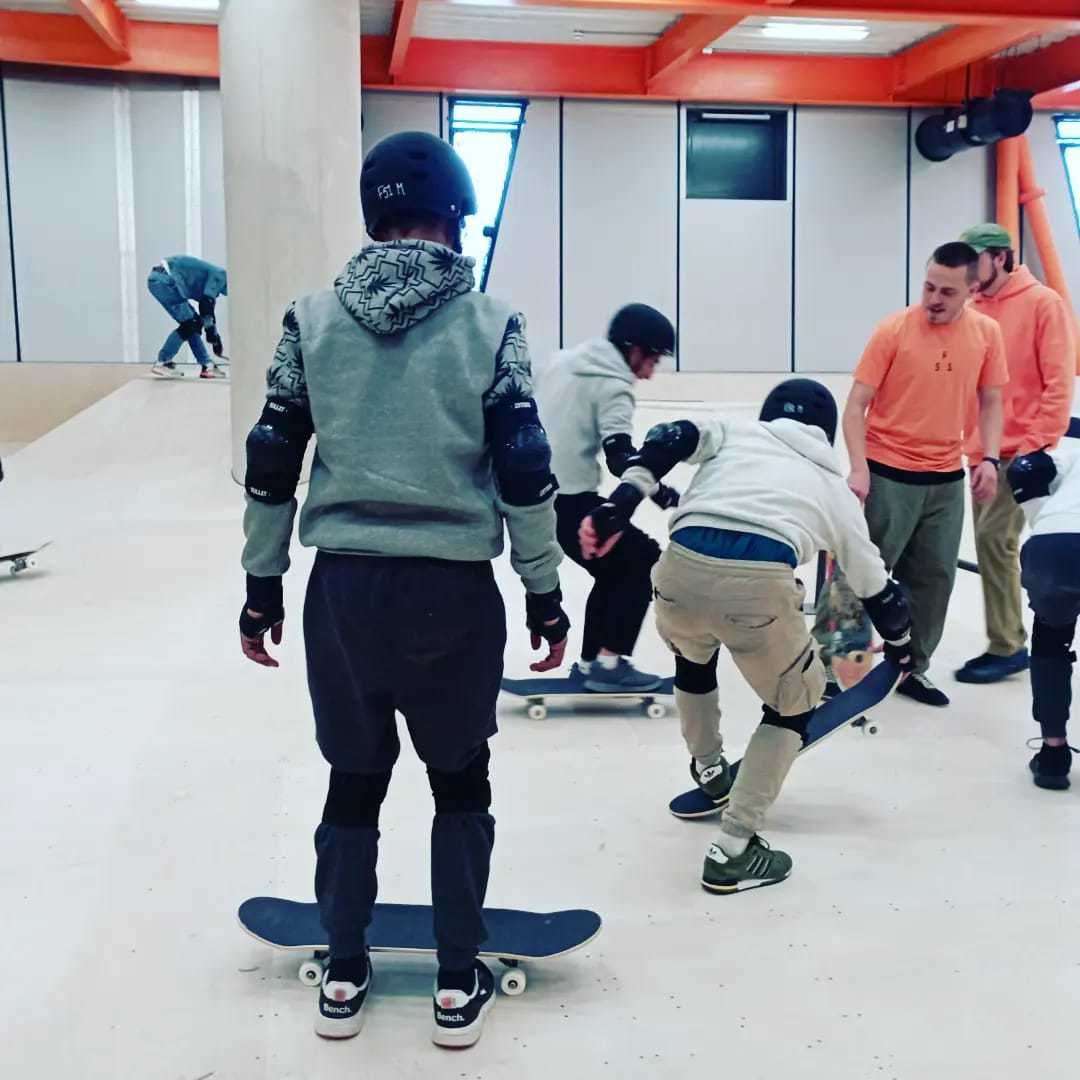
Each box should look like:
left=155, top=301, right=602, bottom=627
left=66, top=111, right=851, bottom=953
left=844, top=242, right=1007, bottom=708
left=580, top=380, right=912, bottom=892
left=1006, top=445, right=1080, bottom=790
left=953, top=223, right=1075, bottom=686
left=148, top=255, right=228, bottom=379
left=536, top=303, right=677, bottom=692
left=237, top=132, right=567, bottom=1049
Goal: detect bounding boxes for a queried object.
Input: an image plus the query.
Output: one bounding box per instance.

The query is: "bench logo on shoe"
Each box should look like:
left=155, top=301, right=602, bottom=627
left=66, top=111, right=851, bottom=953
left=437, top=1010, right=466, bottom=1022
left=321, top=1002, right=352, bottom=1016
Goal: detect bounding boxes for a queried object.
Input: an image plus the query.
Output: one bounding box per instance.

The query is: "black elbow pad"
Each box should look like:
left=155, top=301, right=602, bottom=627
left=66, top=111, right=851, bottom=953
left=632, top=420, right=700, bottom=480
left=244, top=399, right=313, bottom=504
left=489, top=398, right=558, bottom=506
left=862, top=579, right=911, bottom=643
left=1006, top=450, right=1056, bottom=505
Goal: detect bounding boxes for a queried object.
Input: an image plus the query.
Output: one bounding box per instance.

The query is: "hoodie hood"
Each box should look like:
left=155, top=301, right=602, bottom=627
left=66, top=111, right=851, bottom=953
left=334, top=239, right=475, bottom=335
left=761, top=418, right=844, bottom=476
left=975, top=264, right=1040, bottom=306
left=563, top=338, right=635, bottom=383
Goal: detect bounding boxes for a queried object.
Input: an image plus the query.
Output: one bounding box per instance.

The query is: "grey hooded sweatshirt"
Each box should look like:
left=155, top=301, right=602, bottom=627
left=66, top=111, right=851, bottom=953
left=241, top=240, right=561, bottom=595
left=536, top=338, right=637, bottom=495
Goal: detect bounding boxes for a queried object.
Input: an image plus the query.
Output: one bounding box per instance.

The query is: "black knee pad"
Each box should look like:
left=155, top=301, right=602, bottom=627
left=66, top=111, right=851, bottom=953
left=322, top=768, right=392, bottom=828
left=177, top=317, right=202, bottom=341
left=428, top=744, right=492, bottom=814
left=761, top=705, right=812, bottom=738
left=1032, top=619, right=1077, bottom=660
left=675, top=653, right=719, bottom=694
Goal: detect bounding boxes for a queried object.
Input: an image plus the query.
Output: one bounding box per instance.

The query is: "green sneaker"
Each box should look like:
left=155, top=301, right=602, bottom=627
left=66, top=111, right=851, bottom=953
left=701, top=835, right=792, bottom=893
left=689, top=756, right=733, bottom=809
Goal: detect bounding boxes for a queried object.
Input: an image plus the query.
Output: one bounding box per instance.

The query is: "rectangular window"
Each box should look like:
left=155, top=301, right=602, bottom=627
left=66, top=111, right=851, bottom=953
left=1055, top=115, right=1080, bottom=237
left=686, top=109, right=788, bottom=201
left=447, top=98, right=527, bottom=292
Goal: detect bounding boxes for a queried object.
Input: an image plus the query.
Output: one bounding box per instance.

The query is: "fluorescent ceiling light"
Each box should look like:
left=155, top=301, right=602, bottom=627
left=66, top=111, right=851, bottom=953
left=760, top=21, right=870, bottom=43
left=131, top=1, right=219, bottom=9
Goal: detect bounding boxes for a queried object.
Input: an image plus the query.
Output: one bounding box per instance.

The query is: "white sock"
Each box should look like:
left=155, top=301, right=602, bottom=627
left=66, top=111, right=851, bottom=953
left=695, top=748, right=725, bottom=772
left=716, top=831, right=748, bottom=857
left=577, top=659, right=593, bottom=674
left=595, top=654, right=620, bottom=671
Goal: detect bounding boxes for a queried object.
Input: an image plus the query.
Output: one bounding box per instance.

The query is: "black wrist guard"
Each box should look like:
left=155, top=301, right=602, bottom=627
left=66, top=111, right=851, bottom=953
left=525, top=588, right=571, bottom=644
left=240, top=574, right=284, bottom=636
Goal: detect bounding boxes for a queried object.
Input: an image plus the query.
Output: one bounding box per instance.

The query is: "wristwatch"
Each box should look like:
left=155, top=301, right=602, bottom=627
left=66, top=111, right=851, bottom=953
left=982, top=456, right=1000, bottom=468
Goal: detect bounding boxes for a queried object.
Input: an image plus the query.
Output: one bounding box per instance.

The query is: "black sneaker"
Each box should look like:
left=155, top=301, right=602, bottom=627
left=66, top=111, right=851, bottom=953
left=896, top=673, right=950, bottom=707
left=955, top=649, right=1029, bottom=684
left=314, top=960, right=372, bottom=1039
left=1029, top=742, right=1073, bottom=791
left=432, top=961, right=495, bottom=1048
left=690, top=756, right=733, bottom=809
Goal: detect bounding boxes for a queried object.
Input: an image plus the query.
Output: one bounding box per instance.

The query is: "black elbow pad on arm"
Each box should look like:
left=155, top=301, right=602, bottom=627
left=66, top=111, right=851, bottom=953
left=489, top=398, right=558, bottom=506
left=632, top=420, right=700, bottom=480
left=244, top=399, right=313, bottom=504
left=1006, top=450, right=1056, bottom=505
left=862, top=579, right=911, bottom=643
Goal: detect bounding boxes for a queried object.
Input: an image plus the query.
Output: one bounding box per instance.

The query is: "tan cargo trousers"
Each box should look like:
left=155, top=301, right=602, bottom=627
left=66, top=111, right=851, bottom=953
left=973, top=459, right=1027, bottom=656
left=652, top=544, right=827, bottom=839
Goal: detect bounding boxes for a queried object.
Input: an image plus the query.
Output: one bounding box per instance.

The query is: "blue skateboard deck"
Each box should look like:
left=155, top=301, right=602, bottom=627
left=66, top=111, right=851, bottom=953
left=238, top=898, right=603, bottom=994
left=502, top=667, right=675, bottom=719
left=668, top=660, right=905, bottom=820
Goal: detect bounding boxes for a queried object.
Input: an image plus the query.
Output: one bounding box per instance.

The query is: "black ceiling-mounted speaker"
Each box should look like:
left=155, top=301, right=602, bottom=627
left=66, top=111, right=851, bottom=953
left=915, top=89, right=1033, bottom=163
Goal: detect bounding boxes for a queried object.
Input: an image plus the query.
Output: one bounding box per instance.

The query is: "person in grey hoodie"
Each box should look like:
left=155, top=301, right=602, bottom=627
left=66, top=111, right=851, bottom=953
left=147, top=255, right=228, bottom=378
left=236, top=132, right=567, bottom=1049
left=580, top=380, right=912, bottom=893
left=537, top=304, right=676, bottom=692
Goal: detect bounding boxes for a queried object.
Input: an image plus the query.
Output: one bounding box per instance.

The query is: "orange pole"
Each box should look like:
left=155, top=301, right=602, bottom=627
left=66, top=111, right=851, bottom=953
left=1017, top=134, right=1080, bottom=373
left=995, top=137, right=1020, bottom=245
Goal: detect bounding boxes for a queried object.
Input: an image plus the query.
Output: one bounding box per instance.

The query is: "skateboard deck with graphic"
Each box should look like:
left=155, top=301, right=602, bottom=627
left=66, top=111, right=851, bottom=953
left=668, top=660, right=904, bottom=819
left=812, top=554, right=875, bottom=688
left=238, top=898, right=602, bottom=996
left=502, top=666, right=674, bottom=720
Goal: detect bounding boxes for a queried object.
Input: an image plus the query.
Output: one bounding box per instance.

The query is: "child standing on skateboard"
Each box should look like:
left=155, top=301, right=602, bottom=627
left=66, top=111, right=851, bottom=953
left=1006, top=444, right=1080, bottom=789
left=536, top=304, right=677, bottom=691
left=237, top=132, right=567, bottom=1047
left=580, top=379, right=912, bottom=891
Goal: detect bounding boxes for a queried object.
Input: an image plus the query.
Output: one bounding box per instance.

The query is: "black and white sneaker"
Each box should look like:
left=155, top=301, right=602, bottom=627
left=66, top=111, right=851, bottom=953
left=314, top=962, right=371, bottom=1039
left=432, top=961, right=495, bottom=1048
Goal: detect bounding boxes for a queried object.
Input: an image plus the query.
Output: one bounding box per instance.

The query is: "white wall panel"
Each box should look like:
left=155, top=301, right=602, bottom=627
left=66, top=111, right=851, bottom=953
left=561, top=100, right=677, bottom=350
left=485, top=99, right=560, bottom=369
left=679, top=105, right=793, bottom=373
left=0, top=79, right=16, bottom=363
left=197, top=84, right=230, bottom=349
left=131, top=78, right=186, bottom=364
left=1022, top=113, right=1080, bottom=307
left=909, top=107, right=993, bottom=301
left=5, top=73, right=124, bottom=362
left=361, top=90, right=439, bottom=150
left=795, top=108, right=907, bottom=373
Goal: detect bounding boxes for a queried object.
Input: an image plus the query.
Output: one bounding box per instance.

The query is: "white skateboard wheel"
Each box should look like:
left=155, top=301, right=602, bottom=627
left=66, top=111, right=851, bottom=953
left=646, top=702, right=666, bottom=720
left=500, top=969, right=527, bottom=995
left=298, top=959, right=324, bottom=987
left=527, top=703, right=547, bottom=721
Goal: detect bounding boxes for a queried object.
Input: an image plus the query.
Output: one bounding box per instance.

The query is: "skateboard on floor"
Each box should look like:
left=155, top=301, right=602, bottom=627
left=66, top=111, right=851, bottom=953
left=501, top=665, right=675, bottom=720
left=668, top=659, right=905, bottom=820
left=237, top=898, right=602, bottom=996
left=0, top=541, right=51, bottom=577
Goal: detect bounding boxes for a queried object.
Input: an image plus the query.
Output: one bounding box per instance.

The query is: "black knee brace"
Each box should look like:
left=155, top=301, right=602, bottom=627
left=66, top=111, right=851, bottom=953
left=177, top=317, right=202, bottom=341
left=761, top=705, right=812, bottom=738
left=322, top=768, right=392, bottom=828
left=1032, top=618, right=1077, bottom=661
left=675, top=653, right=719, bottom=694
left=427, top=744, right=492, bottom=814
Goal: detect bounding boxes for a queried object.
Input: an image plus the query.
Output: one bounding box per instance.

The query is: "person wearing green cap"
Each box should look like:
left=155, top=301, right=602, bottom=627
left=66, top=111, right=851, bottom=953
left=954, top=222, right=1075, bottom=686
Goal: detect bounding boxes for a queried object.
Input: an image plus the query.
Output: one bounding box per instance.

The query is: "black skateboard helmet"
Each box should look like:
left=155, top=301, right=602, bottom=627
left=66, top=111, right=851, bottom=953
left=607, top=303, right=676, bottom=358
left=760, top=378, right=838, bottom=444
left=361, top=131, right=477, bottom=235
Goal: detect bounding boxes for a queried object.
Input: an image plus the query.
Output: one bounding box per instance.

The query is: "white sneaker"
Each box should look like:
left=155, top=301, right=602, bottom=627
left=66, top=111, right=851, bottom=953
left=314, top=965, right=371, bottom=1040
left=432, top=962, right=495, bottom=1048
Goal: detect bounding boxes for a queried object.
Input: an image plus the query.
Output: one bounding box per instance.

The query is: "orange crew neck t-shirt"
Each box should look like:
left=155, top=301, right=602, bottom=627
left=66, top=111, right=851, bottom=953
left=854, top=305, right=1008, bottom=473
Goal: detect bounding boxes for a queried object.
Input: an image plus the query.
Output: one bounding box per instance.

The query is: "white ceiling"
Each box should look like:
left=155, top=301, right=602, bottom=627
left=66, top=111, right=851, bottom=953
left=708, top=17, right=947, bottom=57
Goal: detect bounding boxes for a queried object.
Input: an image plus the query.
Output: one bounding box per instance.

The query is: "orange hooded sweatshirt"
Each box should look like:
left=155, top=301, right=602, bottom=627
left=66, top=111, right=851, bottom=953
left=966, top=265, right=1076, bottom=463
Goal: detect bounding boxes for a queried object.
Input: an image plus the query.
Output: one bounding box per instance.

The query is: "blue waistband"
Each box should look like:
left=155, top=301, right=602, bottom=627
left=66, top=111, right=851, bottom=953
left=671, top=527, right=798, bottom=567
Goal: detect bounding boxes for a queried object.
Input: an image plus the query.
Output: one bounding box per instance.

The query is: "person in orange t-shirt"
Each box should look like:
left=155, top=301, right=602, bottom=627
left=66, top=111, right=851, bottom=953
left=843, top=242, right=1006, bottom=707
left=953, top=223, right=1075, bottom=686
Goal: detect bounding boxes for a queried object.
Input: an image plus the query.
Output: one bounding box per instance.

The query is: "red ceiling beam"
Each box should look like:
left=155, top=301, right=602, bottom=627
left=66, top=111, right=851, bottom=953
left=646, top=15, right=743, bottom=88
left=894, top=24, right=1044, bottom=95
left=979, top=33, right=1080, bottom=98
left=68, top=0, right=129, bottom=56
left=515, top=0, right=1080, bottom=30
left=388, top=0, right=419, bottom=80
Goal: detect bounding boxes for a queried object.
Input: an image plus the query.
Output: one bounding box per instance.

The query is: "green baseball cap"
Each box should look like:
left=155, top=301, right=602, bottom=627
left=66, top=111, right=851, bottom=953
left=960, top=222, right=1014, bottom=252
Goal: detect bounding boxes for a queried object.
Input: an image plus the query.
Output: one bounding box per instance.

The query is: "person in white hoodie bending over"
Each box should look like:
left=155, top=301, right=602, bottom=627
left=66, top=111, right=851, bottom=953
left=538, top=303, right=677, bottom=692
left=1005, top=443, right=1080, bottom=790
left=580, top=380, right=912, bottom=892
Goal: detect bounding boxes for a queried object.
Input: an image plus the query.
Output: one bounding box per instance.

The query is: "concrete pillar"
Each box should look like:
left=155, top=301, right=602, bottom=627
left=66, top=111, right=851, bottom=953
left=219, top=0, right=362, bottom=480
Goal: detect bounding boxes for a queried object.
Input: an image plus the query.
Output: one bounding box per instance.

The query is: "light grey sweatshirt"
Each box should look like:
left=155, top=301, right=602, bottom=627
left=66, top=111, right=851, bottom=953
left=241, top=240, right=561, bottom=595
left=535, top=338, right=636, bottom=495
